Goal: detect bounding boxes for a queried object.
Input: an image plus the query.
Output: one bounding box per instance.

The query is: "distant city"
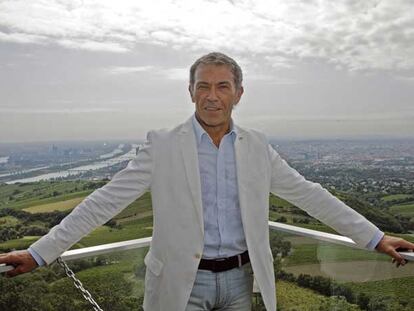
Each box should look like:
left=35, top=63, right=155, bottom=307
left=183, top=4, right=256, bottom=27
left=0, top=139, right=413, bottom=198
left=0, top=141, right=144, bottom=184
left=271, top=139, right=414, bottom=198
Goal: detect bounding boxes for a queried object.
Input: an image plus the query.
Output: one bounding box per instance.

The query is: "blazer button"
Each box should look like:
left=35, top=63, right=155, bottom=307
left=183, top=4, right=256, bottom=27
left=194, top=253, right=201, bottom=259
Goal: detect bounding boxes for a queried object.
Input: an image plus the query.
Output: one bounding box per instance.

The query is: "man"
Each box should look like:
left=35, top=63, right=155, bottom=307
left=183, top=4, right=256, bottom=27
left=0, top=52, right=413, bottom=311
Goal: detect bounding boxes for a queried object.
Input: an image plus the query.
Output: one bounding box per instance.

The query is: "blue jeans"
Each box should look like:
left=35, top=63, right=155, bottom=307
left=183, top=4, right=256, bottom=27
left=185, top=262, right=254, bottom=311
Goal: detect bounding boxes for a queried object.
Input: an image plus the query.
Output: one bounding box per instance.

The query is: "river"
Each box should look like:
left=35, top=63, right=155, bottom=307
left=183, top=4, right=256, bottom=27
left=5, top=144, right=139, bottom=184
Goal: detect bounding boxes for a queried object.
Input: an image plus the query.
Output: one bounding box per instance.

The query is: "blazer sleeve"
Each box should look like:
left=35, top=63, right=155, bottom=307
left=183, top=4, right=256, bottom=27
left=29, top=132, right=153, bottom=265
left=268, top=144, right=380, bottom=248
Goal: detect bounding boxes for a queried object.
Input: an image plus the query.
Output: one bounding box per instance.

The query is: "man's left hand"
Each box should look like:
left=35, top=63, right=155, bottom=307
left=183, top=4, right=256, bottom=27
left=375, top=235, right=414, bottom=267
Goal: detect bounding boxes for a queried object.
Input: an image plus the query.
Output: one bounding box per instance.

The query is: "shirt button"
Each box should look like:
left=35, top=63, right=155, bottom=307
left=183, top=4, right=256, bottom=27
left=194, top=253, right=201, bottom=259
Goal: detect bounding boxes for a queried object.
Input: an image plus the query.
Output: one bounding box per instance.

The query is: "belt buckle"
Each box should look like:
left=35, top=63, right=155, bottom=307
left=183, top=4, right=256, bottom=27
left=214, top=258, right=225, bottom=272
left=237, top=254, right=242, bottom=267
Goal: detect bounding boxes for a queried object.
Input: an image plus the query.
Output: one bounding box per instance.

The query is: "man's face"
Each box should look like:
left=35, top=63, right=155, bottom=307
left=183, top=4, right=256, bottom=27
left=189, top=64, right=243, bottom=130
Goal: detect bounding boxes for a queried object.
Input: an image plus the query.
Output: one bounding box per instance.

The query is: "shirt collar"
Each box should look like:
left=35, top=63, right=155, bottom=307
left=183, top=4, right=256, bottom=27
left=191, top=113, right=237, bottom=146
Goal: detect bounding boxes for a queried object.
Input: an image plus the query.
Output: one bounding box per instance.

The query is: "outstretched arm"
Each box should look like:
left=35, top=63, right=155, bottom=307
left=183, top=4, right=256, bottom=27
left=268, top=144, right=413, bottom=266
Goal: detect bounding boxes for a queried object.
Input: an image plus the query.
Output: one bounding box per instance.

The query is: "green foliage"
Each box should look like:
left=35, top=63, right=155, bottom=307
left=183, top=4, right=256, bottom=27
left=318, top=296, right=360, bottom=311
left=0, top=180, right=97, bottom=210
left=338, top=193, right=404, bottom=233
left=114, top=192, right=152, bottom=220
left=347, top=276, right=414, bottom=302
left=274, top=280, right=361, bottom=311
left=286, top=242, right=387, bottom=266
left=0, top=180, right=412, bottom=310
left=0, top=249, right=147, bottom=310
left=276, top=216, right=288, bottom=223
left=0, top=208, right=69, bottom=244
left=381, top=194, right=414, bottom=203
left=0, top=236, right=39, bottom=252
left=271, top=190, right=406, bottom=233
left=389, top=203, right=414, bottom=217
left=76, top=216, right=153, bottom=248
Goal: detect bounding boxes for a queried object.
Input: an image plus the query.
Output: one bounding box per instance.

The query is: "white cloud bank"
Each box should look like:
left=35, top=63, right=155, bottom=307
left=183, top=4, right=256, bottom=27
left=0, top=0, right=413, bottom=72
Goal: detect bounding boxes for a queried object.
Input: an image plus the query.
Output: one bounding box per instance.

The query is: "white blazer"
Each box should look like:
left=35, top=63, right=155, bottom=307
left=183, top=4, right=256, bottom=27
left=31, top=117, right=379, bottom=311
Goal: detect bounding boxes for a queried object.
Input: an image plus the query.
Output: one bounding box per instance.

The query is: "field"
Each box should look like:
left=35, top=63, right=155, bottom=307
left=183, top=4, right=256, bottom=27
left=0, top=236, right=39, bottom=251
left=283, top=238, right=387, bottom=267
left=1, top=181, right=413, bottom=309
left=347, top=276, right=414, bottom=301
left=23, top=197, right=86, bottom=213
left=284, top=260, right=414, bottom=282
left=282, top=235, right=414, bottom=277
left=0, top=211, right=154, bottom=251
left=276, top=280, right=360, bottom=310
left=381, top=194, right=414, bottom=202
left=389, top=203, right=414, bottom=217
left=0, top=180, right=103, bottom=211
left=75, top=216, right=153, bottom=248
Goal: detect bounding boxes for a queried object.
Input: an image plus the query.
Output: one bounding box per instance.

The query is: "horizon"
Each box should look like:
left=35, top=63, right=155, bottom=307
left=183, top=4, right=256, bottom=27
left=1, top=134, right=414, bottom=145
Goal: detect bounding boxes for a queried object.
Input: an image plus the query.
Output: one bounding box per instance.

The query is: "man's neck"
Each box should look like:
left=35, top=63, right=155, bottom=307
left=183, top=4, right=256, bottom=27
left=195, top=114, right=231, bottom=148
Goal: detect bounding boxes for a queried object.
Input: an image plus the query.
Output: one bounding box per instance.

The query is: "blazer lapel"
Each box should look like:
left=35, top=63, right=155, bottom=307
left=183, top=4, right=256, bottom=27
left=234, top=126, right=250, bottom=223
left=178, top=118, right=204, bottom=236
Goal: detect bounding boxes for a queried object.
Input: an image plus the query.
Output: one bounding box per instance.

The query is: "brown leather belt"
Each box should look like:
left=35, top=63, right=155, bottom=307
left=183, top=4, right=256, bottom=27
left=198, top=250, right=250, bottom=273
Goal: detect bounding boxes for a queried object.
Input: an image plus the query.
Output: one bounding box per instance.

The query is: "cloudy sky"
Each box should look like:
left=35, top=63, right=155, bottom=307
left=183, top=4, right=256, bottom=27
left=1, top=0, right=413, bottom=142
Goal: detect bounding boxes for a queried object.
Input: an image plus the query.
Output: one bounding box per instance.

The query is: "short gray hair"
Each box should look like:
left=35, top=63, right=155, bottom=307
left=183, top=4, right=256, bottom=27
left=189, top=52, right=243, bottom=90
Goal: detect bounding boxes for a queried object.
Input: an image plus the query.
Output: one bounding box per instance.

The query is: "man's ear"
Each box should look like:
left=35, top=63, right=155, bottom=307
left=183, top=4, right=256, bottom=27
left=188, top=84, right=195, bottom=103
left=234, top=85, right=244, bottom=106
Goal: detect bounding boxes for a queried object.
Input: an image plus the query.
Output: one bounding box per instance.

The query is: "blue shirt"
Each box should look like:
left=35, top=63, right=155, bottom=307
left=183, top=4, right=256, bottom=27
left=192, top=114, right=248, bottom=259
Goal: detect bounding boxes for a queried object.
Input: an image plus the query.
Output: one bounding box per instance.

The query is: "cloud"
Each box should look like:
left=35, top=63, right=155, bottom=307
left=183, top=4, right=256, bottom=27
left=58, top=39, right=129, bottom=53
left=104, top=65, right=154, bottom=75
left=0, top=0, right=413, bottom=72
left=0, top=31, right=48, bottom=44
left=394, top=75, right=414, bottom=83
left=160, top=67, right=188, bottom=81
left=102, top=65, right=188, bottom=81
left=0, top=107, right=122, bottom=114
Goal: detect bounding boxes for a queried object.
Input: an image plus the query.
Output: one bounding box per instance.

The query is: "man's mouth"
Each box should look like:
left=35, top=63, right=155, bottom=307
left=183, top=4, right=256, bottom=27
left=205, top=107, right=220, bottom=111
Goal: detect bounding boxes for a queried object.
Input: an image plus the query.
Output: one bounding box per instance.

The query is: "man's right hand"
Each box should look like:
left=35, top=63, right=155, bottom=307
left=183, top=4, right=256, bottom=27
left=0, top=250, right=38, bottom=277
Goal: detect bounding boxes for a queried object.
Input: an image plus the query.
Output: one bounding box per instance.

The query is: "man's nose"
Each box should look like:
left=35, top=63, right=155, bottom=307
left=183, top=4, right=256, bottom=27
left=206, top=87, right=219, bottom=101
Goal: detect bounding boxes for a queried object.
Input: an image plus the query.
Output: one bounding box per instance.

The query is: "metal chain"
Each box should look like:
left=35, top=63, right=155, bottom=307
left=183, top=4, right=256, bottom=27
left=56, top=257, right=104, bottom=311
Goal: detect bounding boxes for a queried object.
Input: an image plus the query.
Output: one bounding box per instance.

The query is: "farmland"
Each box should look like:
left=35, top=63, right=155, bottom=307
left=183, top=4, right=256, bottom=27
left=0, top=181, right=413, bottom=310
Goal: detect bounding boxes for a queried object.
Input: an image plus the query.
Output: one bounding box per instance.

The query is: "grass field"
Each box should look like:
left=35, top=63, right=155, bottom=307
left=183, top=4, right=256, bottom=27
left=389, top=203, right=414, bottom=217
left=0, top=180, right=104, bottom=212
left=23, top=197, right=86, bottom=213
left=0, top=236, right=40, bottom=251
left=0, top=189, right=154, bottom=252
left=284, top=236, right=388, bottom=266
left=1, top=181, right=413, bottom=310
left=74, top=216, right=153, bottom=249
left=269, top=194, right=294, bottom=208
left=114, top=192, right=152, bottom=219
left=381, top=194, right=414, bottom=202
left=276, top=280, right=361, bottom=310
left=347, top=276, right=414, bottom=300
left=284, top=260, right=414, bottom=282
left=7, top=190, right=94, bottom=210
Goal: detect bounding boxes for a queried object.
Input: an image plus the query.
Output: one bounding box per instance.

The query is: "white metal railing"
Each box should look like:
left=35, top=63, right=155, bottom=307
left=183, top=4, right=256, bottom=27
left=1, top=222, right=413, bottom=273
